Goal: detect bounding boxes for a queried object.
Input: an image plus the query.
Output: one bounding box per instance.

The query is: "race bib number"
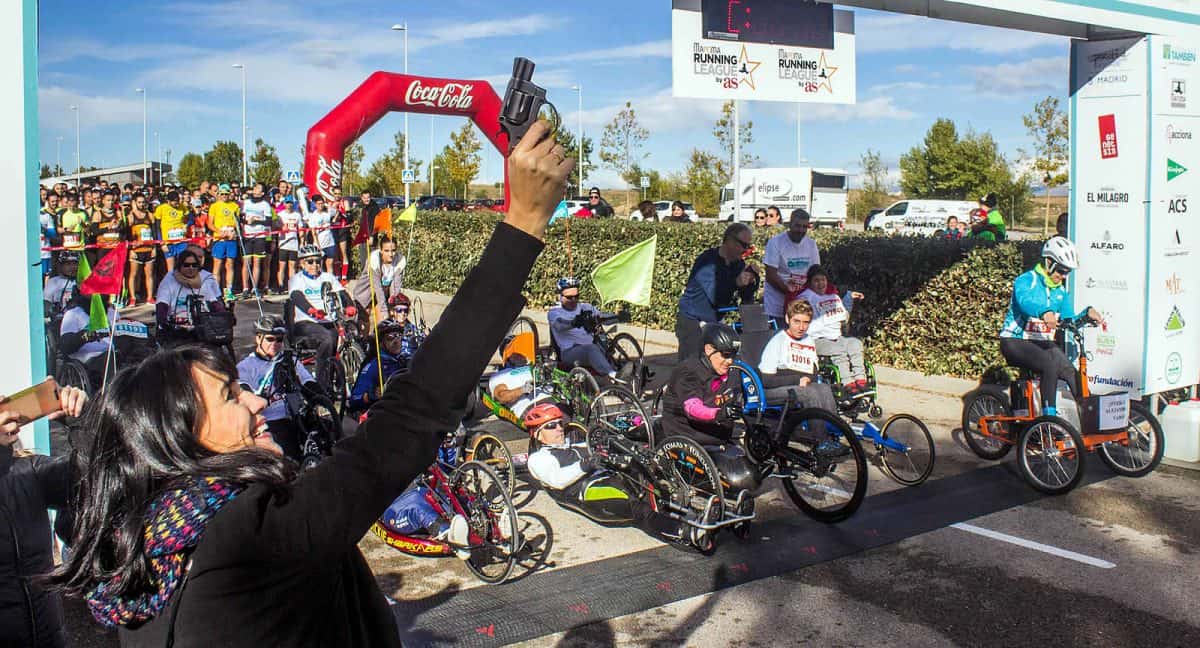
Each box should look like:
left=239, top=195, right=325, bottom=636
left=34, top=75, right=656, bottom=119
left=62, top=232, right=82, bottom=248
left=113, top=320, right=149, bottom=339
left=138, top=228, right=154, bottom=242
left=100, top=232, right=121, bottom=246
left=816, top=296, right=847, bottom=323
left=167, top=228, right=187, bottom=241
left=787, top=340, right=818, bottom=374
left=220, top=226, right=236, bottom=240
left=1025, top=318, right=1054, bottom=341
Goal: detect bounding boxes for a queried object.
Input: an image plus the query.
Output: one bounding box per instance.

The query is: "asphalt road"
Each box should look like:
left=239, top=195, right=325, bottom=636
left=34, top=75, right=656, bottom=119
left=56, top=295, right=1200, bottom=647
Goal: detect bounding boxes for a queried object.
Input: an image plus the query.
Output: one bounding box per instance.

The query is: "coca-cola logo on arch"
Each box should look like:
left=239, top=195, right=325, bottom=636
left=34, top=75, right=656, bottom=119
left=315, top=156, right=343, bottom=201
left=404, top=80, right=476, bottom=110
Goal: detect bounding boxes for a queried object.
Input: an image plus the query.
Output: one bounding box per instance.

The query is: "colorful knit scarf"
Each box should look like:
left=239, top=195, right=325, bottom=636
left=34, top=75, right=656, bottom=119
left=86, top=476, right=242, bottom=627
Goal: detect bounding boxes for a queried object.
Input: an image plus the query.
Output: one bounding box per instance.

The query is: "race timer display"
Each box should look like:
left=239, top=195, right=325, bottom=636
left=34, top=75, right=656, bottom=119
left=701, top=0, right=834, bottom=49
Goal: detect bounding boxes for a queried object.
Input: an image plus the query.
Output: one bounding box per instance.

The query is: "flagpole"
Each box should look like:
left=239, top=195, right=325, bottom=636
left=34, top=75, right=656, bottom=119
left=565, top=217, right=573, bottom=277
left=365, top=234, right=384, bottom=392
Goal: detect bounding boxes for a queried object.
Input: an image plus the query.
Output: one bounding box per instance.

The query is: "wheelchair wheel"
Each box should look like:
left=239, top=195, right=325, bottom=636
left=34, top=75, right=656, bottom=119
left=329, top=358, right=348, bottom=421
left=653, top=436, right=723, bottom=553
left=300, top=395, right=342, bottom=466
left=566, top=367, right=600, bottom=419
left=779, top=408, right=868, bottom=523
left=340, top=341, right=366, bottom=396
left=1097, top=401, right=1163, bottom=478
left=961, top=388, right=1014, bottom=460
left=451, top=460, right=520, bottom=584
left=607, top=333, right=645, bottom=393
left=878, top=414, right=936, bottom=486
left=55, top=358, right=92, bottom=397
left=1017, top=416, right=1085, bottom=495
left=587, top=386, right=652, bottom=444
left=467, top=433, right=515, bottom=496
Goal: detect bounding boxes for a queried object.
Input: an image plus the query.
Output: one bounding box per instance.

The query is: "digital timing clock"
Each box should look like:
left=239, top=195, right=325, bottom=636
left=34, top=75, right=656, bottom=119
left=701, top=0, right=834, bottom=49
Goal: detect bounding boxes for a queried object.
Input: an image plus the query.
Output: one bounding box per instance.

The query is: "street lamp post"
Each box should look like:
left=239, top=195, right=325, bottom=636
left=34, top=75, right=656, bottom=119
left=431, top=165, right=439, bottom=195
left=70, top=105, right=80, bottom=188
left=391, top=23, right=410, bottom=206
left=55, top=136, right=62, bottom=176
left=135, top=88, right=147, bottom=185
left=232, top=63, right=247, bottom=185
left=571, top=84, right=583, bottom=195
left=154, top=131, right=161, bottom=185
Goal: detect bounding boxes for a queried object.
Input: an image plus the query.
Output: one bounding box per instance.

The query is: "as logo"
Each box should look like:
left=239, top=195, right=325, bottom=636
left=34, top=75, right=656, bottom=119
left=1169, top=198, right=1188, bottom=214
left=1168, top=158, right=1188, bottom=181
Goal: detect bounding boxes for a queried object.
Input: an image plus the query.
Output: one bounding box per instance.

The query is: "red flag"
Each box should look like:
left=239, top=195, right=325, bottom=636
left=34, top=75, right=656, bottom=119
left=81, top=242, right=129, bottom=295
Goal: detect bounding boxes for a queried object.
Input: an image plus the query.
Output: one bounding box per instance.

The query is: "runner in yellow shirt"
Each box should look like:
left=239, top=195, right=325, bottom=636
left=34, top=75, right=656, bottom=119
left=209, top=185, right=242, bottom=300
left=155, top=190, right=190, bottom=272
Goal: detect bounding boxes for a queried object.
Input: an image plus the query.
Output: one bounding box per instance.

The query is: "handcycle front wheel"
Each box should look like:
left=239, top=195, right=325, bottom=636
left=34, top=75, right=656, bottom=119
left=779, top=408, right=869, bottom=523
left=608, top=332, right=645, bottom=393
left=587, top=385, right=652, bottom=444
left=566, top=366, right=601, bottom=419
left=1016, top=415, right=1085, bottom=495
left=55, top=357, right=93, bottom=397
left=299, top=395, right=342, bottom=470
left=467, top=433, right=515, bottom=496
left=878, top=414, right=936, bottom=486
left=1097, top=401, right=1164, bottom=478
left=961, top=388, right=1015, bottom=460
left=653, top=435, right=724, bottom=554
left=451, top=460, right=521, bottom=584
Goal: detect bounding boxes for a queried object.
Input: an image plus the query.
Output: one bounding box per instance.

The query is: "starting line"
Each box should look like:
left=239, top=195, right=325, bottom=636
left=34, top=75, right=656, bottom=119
left=950, top=522, right=1117, bottom=569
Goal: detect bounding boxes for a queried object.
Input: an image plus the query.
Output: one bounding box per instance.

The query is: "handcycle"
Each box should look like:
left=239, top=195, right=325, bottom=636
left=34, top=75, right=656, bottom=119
left=559, top=310, right=652, bottom=394
left=54, top=318, right=156, bottom=396
left=263, top=346, right=344, bottom=471
left=284, top=284, right=360, bottom=419
left=582, top=386, right=754, bottom=553
left=369, top=438, right=522, bottom=583
left=961, top=318, right=1164, bottom=494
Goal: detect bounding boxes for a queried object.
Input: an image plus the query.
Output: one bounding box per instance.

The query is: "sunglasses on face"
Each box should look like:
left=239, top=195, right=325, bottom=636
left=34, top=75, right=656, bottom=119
left=539, top=420, right=564, bottom=431
left=180, top=262, right=201, bottom=269
left=712, top=349, right=737, bottom=359
left=261, top=335, right=283, bottom=343
left=383, top=332, right=404, bottom=342
left=302, top=259, right=320, bottom=264
left=392, top=307, right=409, bottom=314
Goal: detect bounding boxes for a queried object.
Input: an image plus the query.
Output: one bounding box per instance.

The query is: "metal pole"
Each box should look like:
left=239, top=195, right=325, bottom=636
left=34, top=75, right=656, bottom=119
left=155, top=131, right=160, bottom=185
left=431, top=165, right=437, bottom=195
left=55, top=136, right=62, bottom=176
left=733, top=100, right=741, bottom=223
left=429, top=115, right=434, bottom=193
left=233, top=63, right=247, bottom=185
left=797, top=103, right=802, bottom=166
left=71, top=105, right=79, bottom=189
left=573, top=85, right=583, bottom=195
left=392, top=23, right=410, bottom=205
left=141, top=89, right=147, bottom=185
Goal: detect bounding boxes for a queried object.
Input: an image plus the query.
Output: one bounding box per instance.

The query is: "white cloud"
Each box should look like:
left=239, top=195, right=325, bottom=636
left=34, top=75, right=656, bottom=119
left=856, top=13, right=1066, bottom=54
left=38, top=85, right=221, bottom=130
left=965, top=56, right=1067, bottom=95
left=868, top=81, right=935, bottom=94
left=478, top=68, right=578, bottom=91
left=540, top=39, right=673, bottom=64
left=40, top=37, right=206, bottom=65
left=758, top=95, right=917, bottom=123
left=569, top=88, right=725, bottom=133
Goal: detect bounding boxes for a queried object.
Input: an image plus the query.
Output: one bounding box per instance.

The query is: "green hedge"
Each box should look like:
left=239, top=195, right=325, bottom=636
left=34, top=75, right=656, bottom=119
left=395, top=212, right=1041, bottom=378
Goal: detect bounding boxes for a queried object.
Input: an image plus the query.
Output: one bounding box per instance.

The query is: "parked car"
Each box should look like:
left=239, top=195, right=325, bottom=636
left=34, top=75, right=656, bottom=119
left=465, top=198, right=497, bottom=212
left=416, top=194, right=452, bottom=211
left=654, top=201, right=698, bottom=222
left=867, top=200, right=975, bottom=236
left=864, top=208, right=885, bottom=229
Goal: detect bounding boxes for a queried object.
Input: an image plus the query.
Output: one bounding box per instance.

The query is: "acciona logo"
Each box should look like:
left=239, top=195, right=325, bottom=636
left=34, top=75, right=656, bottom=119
left=1167, top=124, right=1193, bottom=142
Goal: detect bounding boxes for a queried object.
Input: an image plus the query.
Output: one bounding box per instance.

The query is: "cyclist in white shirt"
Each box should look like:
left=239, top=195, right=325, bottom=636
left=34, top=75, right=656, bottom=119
left=288, top=245, right=356, bottom=387
left=43, top=251, right=79, bottom=317
left=58, top=291, right=117, bottom=385
left=547, top=277, right=615, bottom=379
left=154, top=247, right=227, bottom=346
left=796, top=264, right=867, bottom=394
left=757, top=299, right=838, bottom=413
left=276, top=200, right=305, bottom=293
left=763, top=208, right=820, bottom=328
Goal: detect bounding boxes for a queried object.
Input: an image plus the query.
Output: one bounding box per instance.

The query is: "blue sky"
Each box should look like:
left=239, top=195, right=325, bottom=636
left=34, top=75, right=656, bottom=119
left=37, top=0, right=1070, bottom=189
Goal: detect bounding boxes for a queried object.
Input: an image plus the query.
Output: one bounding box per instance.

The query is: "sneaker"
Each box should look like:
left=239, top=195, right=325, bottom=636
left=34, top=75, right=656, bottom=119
left=855, top=378, right=869, bottom=390
left=223, top=288, right=235, bottom=302
left=145, top=298, right=156, bottom=305
left=814, top=438, right=851, bottom=460
left=240, top=290, right=253, bottom=300
left=447, top=514, right=471, bottom=560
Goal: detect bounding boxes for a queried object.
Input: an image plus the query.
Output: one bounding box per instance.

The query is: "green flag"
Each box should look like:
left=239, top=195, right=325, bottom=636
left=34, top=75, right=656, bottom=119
left=591, top=235, right=657, bottom=306
left=75, top=252, right=110, bottom=332
left=396, top=202, right=418, bottom=223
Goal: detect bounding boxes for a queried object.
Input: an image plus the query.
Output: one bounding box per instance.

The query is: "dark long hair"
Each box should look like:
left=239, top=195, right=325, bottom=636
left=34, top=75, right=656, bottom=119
left=48, top=344, right=295, bottom=598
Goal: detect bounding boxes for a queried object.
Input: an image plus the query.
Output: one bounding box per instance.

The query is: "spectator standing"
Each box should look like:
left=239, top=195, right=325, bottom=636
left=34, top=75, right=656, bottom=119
left=674, top=223, right=760, bottom=360
left=1056, top=211, right=1069, bottom=239
left=38, top=194, right=61, bottom=279
left=765, top=205, right=782, bottom=226
left=663, top=200, right=689, bottom=223
left=944, top=216, right=963, bottom=240
left=636, top=200, right=656, bottom=222
left=584, top=187, right=614, bottom=218
left=276, top=201, right=305, bottom=292
left=763, top=208, right=820, bottom=328
left=753, top=208, right=769, bottom=228
left=331, top=186, right=352, bottom=281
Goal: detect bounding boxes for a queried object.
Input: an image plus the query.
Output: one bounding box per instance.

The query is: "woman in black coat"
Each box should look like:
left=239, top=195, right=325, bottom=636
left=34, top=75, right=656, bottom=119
left=1, top=385, right=88, bottom=648
left=49, top=121, right=574, bottom=647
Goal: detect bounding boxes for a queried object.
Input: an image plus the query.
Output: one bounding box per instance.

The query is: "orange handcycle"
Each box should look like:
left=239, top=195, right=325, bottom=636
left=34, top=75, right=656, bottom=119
left=961, top=318, right=1164, bottom=495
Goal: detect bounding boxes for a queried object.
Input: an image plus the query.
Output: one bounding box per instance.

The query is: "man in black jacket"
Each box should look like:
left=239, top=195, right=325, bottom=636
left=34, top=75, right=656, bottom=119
left=0, top=386, right=88, bottom=648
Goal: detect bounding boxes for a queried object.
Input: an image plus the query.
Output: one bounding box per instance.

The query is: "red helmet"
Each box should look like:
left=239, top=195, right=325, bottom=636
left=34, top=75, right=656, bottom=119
left=522, top=403, right=564, bottom=432
left=388, top=292, right=410, bottom=308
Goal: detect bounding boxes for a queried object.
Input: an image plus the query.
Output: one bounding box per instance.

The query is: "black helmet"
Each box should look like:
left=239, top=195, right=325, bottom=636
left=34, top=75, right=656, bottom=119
left=56, top=250, right=80, bottom=265
left=377, top=318, right=404, bottom=338
left=254, top=315, right=286, bottom=336
left=701, top=323, right=741, bottom=356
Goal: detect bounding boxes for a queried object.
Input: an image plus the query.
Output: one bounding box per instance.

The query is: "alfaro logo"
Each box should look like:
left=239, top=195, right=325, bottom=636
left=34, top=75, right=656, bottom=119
left=404, top=81, right=475, bottom=110
left=1098, top=114, right=1118, bottom=159
left=1163, top=44, right=1198, bottom=63
left=1168, top=159, right=1188, bottom=181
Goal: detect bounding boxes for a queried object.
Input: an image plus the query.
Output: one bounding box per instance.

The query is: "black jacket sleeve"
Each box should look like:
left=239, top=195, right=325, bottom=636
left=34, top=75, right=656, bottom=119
left=290, top=290, right=318, bottom=313
left=216, top=222, right=542, bottom=561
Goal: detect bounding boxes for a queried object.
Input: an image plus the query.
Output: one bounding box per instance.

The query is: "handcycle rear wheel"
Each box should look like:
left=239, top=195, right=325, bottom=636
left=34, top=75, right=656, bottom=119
left=1097, top=401, right=1163, bottom=478
left=654, top=436, right=724, bottom=554
left=467, top=433, right=515, bottom=496
left=878, top=414, right=936, bottom=486
left=55, top=358, right=92, bottom=397
left=779, top=408, right=868, bottom=523
left=1016, top=415, right=1085, bottom=495
left=961, top=388, right=1015, bottom=460
left=505, top=316, right=540, bottom=361
left=608, top=332, right=645, bottom=393
left=340, top=340, right=366, bottom=397
left=587, top=386, right=652, bottom=444
left=451, top=460, right=521, bottom=584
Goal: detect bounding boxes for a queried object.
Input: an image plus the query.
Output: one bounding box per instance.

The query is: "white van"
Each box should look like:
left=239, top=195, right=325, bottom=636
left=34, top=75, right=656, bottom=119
left=866, top=200, right=975, bottom=236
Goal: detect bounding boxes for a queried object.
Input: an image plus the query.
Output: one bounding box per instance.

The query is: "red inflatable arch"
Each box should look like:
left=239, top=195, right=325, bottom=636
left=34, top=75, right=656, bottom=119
left=303, top=72, right=510, bottom=205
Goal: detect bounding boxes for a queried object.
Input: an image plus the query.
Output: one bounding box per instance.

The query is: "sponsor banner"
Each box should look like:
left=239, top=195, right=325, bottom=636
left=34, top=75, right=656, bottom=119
left=671, top=8, right=856, bottom=104
left=1072, top=38, right=1149, bottom=396
left=1146, top=47, right=1200, bottom=392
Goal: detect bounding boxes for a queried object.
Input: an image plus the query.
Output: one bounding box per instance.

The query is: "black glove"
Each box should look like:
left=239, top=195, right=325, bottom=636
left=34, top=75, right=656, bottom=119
left=715, top=403, right=740, bottom=426
left=571, top=313, right=585, bottom=328
left=577, top=456, right=596, bottom=473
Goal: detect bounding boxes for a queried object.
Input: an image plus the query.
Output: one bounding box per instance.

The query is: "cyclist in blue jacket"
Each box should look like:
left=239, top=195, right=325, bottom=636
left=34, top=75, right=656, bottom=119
left=998, top=236, right=1103, bottom=416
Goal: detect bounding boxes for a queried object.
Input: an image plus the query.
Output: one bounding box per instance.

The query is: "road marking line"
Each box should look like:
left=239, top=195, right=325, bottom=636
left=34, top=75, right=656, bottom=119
left=950, top=522, right=1116, bottom=569
left=805, top=483, right=853, bottom=499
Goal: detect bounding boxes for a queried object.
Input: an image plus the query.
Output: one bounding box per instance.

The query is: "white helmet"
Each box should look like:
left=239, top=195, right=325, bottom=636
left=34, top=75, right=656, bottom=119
left=1042, top=236, right=1078, bottom=271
